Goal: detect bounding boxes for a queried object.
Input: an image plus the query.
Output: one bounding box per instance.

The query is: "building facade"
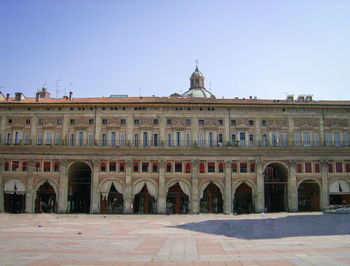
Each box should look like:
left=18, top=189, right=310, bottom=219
left=1, top=67, right=350, bottom=214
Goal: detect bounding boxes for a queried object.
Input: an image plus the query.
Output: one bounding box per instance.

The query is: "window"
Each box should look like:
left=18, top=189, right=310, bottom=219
left=305, top=162, right=312, bottom=173
left=22, top=161, right=27, bottom=171
left=143, top=132, right=148, bottom=146
left=8, top=119, right=12, bottom=124
left=199, top=162, right=205, bottom=173
left=334, top=132, right=341, bottom=146
left=313, top=132, right=320, bottom=146
left=219, top=163, right=224, bottom=173
left=88, top=133, right=93, bottom=146
left=167, top=119, right=171, bottom=125
left=336, top=162, right=343, bottom=173
left=175, top=162, right=182, bottom=173
left=328, top=163, right=333, bottom=173
left=232, top=163, right=237, bottom=173
left=152, top=162, right=158, bottom=173
left=218, top=133, right=223, bottom=145
left=102, top=119, right=107, bottom=125
left=35, top=162, right=41, bottom=172
left=55, top=132, right=61, bottom=145
left=120, top=132, right=125, bottom=146
left=271, top=132, right=279, bottom=146
left=166, top=162, right=172, bottom=173
left=186, top=132, right=191, bottom=146
left=134, top=119, right=139, bottom=125
left=89, top=119, right=94, bottom=125
left=14, top=131, right=22, bottom=145
left=199, top=120, right=204, bottom=125
left=249, top=134, right=254, bottom=144
left=39, top=119, right=43, bottom=125
left=69, top=133, right=74, bottom=146
left=175, top=132, right=181, bottom=146
left=250, top=163, right=255, bottom=172
left=121, top=119, right=126, bottom=125
left=44, top=162, right=51, bottom=172
left=100, top=162, right=106, bottom=172
left=142, top=162, right=149, bottom=172
left=208, top=162, right=215, bottom=173
left=262, top=120, right=266, bottom=126
left=186, top=119, right=191, bottom=125
left=109, top=162, right=116, bottom=172
left=70, top=119, right=75, bottom=125
left=326, top=132, right=331, bottom=146
left=199, top=132, right=204, bottom=146
left=208, top=132, right=214, bottom=147
left=4, top=161, right=9, bottom=171
left=26, top=119, right=30, bottom=124
left=303, top=132, right=311, bottom=146
left=153, top=119, right=158, bottom=125
left=167, top=133, right=172, bottom=146
left=102, top=133, right=107, bottom=146
left=248, top=120, right=254, bottom=126
left=231, top=120, right=236, bottom=126
left=297, top=164, right=302, bottom=173
left=57, top=119, right=61, bottom=124
left=185, top=163, right=191, bottom=173
left=54, top=162, right=59, bottom=172
left=282, top=133, right=287, bottom=146
left=262, top=134, right=268, bottom=147
left=45, top=131, right=52, bottom=145
left=240, top=163, right=247, bottom=173
left=153, top=133, right=158, bottom=146
left=134, top=133, right=139, bottom=146
left=346, top=163, right=350, bottom=173
left=344, top=133, right=349, bottom=146
left=37, top=132, right=43, bottom=145
left=231, top=133, right=236, bottom=144
left=6, top=132, right=11, bottom=145
left=218, top=120, right=223, bottom=125
left=119, top=162, right=125, bottom=172
left=294, top=132, right=301, bottom=146
left=239, top=132, right=246, bottom=146
left=315, top=163, right=320, bottom=173
left=12, top=161, right=19, bottom=171
left=133, top=162, right=139, bottom=172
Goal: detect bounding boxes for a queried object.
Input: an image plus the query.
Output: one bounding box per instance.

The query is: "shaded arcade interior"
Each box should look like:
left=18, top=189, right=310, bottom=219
left=166, top=183, right=189, bottom=214
left=234, top=182, right=253, bottom=214
left=35, top=181, right=56, bottom=213
left=200, top=182, right=223, bottom=213
left=133, top=184, right=156, bottom=214
left=100, top=183, right=123, bottom=214
left=298, top=179, right=320, bottom=211
left=4, top=179, right=25, bottom=213
left=67, top=162, right=91, bottom=213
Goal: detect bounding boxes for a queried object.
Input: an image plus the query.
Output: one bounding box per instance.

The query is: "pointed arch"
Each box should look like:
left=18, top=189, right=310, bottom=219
left=166, top=179, right=191, bottom=197
left=199, top=180, right=224, bottom=199
left=100, top=179, right=124, bottom=200
left=133, top=179, right=158, bottom=199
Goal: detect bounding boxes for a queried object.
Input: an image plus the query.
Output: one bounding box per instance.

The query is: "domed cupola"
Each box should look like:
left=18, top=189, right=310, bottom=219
left=182, top=65, right=216, bottom=98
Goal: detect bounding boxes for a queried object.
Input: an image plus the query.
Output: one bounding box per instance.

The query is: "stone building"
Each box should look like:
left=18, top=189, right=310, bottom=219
left=0, top=67, right=350, bottom=214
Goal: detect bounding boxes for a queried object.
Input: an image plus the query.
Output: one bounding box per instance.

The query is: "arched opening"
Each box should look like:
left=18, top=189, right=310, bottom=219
left=264, top=163, right=288, bottom=212
left=133, top=184, right=156, bottom=214
left=200, top=182, right=223, bottom=213
left=35, top=181, right=56, bottom=213
left=67, top=162, right=91, bottom=213
left=329, top=180, right=350, bottom=205
left=4, top=179, right=25, bottom=213
left=100, top=184, right=123, bottom=214
left=166, top=182, right=189, bottom=214
left=298, top=179, right=320, bottom=211
left=233, top=182, right=253, bottom=214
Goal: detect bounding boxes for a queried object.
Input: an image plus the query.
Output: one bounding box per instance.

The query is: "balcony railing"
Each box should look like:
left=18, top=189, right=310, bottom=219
left=1, top=138, right=350, bottom=148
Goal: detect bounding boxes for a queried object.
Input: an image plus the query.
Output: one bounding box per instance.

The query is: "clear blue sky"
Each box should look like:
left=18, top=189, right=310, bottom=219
left=1, top=0, right=349, bottom=100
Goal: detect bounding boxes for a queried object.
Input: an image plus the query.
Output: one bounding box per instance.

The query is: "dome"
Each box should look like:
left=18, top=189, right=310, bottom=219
left=182, top=88, right=215, bottom=98
left=191, top=66, right=204, bottom=78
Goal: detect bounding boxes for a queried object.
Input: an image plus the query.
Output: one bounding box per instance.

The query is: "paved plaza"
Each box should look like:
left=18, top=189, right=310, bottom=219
left=0, top=212, right=349, bottom=265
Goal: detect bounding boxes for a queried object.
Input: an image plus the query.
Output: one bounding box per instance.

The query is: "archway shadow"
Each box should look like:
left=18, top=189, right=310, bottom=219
left=169, top=214, right=350, bottom=239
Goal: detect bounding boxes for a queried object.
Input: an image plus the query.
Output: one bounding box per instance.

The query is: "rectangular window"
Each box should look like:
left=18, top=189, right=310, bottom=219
left=69, top=133, right=74, bottom=146
left=109, top=162, right=116, bottom=172
left=88, top=133, right=93, bottom=146
left=167, top=119, right=171, bottom=125
left=167, top=163, right=172, bottom=172
left=231, top=133, right=236, bottom=144
left=315, top=163, right=320, bottom=173
left=297, top=164, right=302, bottom=173
left=6, top=132, right=11, bottom=144
left=37, top=132, right=43, bottom=145
left=143, top=132, right=148, bottom=147
left=133, top=163, right=139, bottom=172
left=239, top=132, right=246, bottom=146
left=134, top=119, right=139, bottom=125
left=231, top=120, right=236, bottom=126
left=232, top=163, right=237, bottom=173
left=344, top=133, right=349, bottom=146
left=218, top=120, right=223, bottom=125
left=249, top=134, right=253, bottom=144
left=313, top=132, right=320, bottom=146
left=153, top=119, right=158, bottom=125
left=303, top=131, right=311, bottom=146
left=328, top=163, right=333, bottom=173
left=22, top=161, right=27, bottom=171
left=100, top=163, right=106, bottom=172
left=186, top=119, right=191, bottom=125
left=208, top=162, right=215, bottom=173
left=167, top=133, right=172, bottom=146
left=120, top=132, right=125, bottom=146
left=12, top=161, right=19, bottom=171
left=208, top=132, right=214, bottom=147
left=70, top=119, right=75, bottom=125
left=218, top=133, right=223, bottom=145
left=44, top=162, right=51, bottom=172
left=44, top=131, right=52, bottom=145
left=294, top=132, right=301, bottom=146
left=199, top=119, right=204, bottom=125
left=334, top=132, right=341, bottom=146
left=282, top=133, right=287, bottom=146
left=326, top=132, right=331, bottom=146
left=5, top=161, right=9, bottom=171
left=175, top=132, right=181, bottom=146
left=218, top=163, right=224, bottom=173
left=305, top=162, right=312, bottom=173
left=119, top=162, right=125, bottom=172
left=78, top=131, right=84, bottom=146
left=262, top=134, right=268, bottom=147
left=57, top=119, right=61, bottom=125
left=134, top=133, right=139, bottom=146
left=336, top=162, right=343, bottom=173
left=55, top=132, right=61, bottom=145
left=121, top=119, right=126, bottom=125
left=240, top=163, right=247, bottom=173
left=248, top=120, right=254, bottom=126
left=199, top=132, right=204, bottom=146
left=54, top=162, right=59, bottom=172
left=39, top=119, right=43, bottom=125
left=250, top=163, right=255, bottom=172
left=142, top=162, right=149, bottom=172
left=175, top=162, right=182, bottom=173
left=89, top=119, right=94, bottom=124
left=271, top=132, right=279, bottom=146
left=102, top=133, right=107, bottom=146
left=14, top=131, right=22, bottom=145
left=152, top=163, right=158, bottom=173
left=102, top=119, right=107, bottom=125
left=153, top=133, right=158, bottom=147
left=186, top=132, right=191, bottom=146
left=345, top=163, right=350, bottom=173
left=262, top=120, right=267, bottom=126
left=199, top=163, right=205, bottom=173
left=110, top=132, right=117, bottom=146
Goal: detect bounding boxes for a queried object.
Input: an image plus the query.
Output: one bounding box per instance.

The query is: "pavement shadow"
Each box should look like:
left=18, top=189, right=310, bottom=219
left=170, top=214, right=350, bottom=239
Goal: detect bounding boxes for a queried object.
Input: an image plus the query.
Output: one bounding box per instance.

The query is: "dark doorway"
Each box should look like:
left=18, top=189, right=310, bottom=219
left=264, top=163, right=288, bottom=212
left=200, top=182, right=223, bottom=213
left=35, top=181, right=56, bottom=213
left=4, top=193, right=25, bottom=213
left=166, top=183, right=189, bottom=214
left=234, top=182, right=253, bottom=214
left=134, top=184, right=156, bottom=214
left=68, top=162, right=91, bottom=213
left=100, top=184, right=123, bottom=214
left=298, top=180, right=320, bottom=211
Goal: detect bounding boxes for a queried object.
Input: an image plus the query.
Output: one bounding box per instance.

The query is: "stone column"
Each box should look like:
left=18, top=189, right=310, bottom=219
left=288, top=160, right=298, bottom=211
left=321, top=160, right=329, bottom=209
left=25, top=160, right=34, bottom=213
left=0, top=159, right=4, bottom=212
left=157, top=160, right=166, bottom=214
left=57, top=159, right=68, bottom=213
left=91, top=160, right=100, bottom=213
left=224, top=160, right=232, bottom=214
left=191, top=160, right=199, bottom=213
left=256, top=159, right=264, bottom=212
left=123, top=160, right=133, bottom=213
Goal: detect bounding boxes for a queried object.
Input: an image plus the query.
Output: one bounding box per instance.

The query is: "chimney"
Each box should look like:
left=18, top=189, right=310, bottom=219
left=6, top=93, right=10, bottom=101
left=36, top=92, right=40, bottom=102
left=69, top=91, right=73, bottom=101
left=15, top=92, right=25, bottom=101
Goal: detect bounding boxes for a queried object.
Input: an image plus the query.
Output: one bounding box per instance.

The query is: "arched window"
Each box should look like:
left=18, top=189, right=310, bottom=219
left=199, top=162, right=205, bottom=173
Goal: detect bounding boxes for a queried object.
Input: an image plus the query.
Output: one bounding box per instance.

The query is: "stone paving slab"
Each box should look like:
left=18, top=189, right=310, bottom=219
left=0, top=212, right=349, bottom=265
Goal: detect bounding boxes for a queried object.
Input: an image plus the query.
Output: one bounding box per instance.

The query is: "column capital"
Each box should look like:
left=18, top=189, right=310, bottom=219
left=192, top=160, right=199, bottom=167
left=321, top=160, right=328, bottom=167
left=92, top=160, right=100, bottom=167
left=224, top=160, right=232, bottom=167
left=289, top=160, right=296, bottom=168
left=126, top=159, right=133, bottom=168
left=159, top=160, right=166, bottom=167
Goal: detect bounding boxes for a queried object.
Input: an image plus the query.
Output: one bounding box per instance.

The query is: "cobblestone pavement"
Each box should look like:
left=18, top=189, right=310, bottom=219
left=0, top=212, right=349, bottom=265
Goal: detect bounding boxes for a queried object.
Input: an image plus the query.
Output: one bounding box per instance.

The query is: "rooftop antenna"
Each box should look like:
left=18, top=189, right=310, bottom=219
left=53, top=79, right=60, bottom=98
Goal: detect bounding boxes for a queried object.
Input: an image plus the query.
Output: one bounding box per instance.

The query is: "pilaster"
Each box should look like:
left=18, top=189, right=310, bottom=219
left=124, top=160, right=133, bottom=213
left=192, top=119, right=199, bottom=146
left=91, top=160, right=100, bottom=213
left=25, top=160, right=34, bottom=213
left=224, top=160, right=232, bottom=214
left=288, top=160, right=298, bottom=211
left=256, top=159, right=264, bottom=212
left=57, top=159, right=68, bottom=213
left=321, top=160, right=329, bottom=209
left=191, top=160, right=199, bottom=213
left=157, top=160, right=166, bottom=214
left=287, top=116, right=294, bottom=146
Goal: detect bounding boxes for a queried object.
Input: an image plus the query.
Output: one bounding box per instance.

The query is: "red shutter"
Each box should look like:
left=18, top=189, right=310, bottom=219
left=336, top=162, right=343, bottom=173
left=297, top=164, right=302, bottom=173
left=305, top=163, right=311, bottom=173
left=346, top=163, right=350, bottom=173
left=199, top=163, right=205, bottom=173
left=185, top=163, right=191, bottom=173
left=328, top=164, right=333, bottom=173
left=315, top=163, right=320, bottom=173
left=232, top=163, right=237, bottom=172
